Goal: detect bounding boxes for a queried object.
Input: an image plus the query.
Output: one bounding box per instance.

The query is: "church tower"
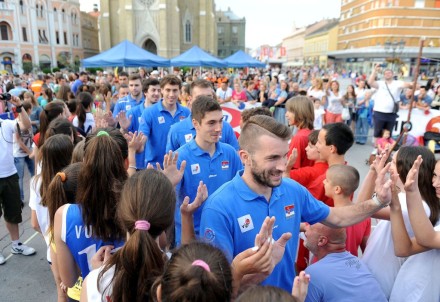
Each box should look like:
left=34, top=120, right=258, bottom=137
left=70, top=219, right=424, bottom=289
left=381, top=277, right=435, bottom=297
left=99, top=0, right=217, bottom=58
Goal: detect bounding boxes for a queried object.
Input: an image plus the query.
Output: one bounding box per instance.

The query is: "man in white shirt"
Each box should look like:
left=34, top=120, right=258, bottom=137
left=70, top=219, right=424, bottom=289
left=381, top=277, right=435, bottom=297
left=0, top=94, right=36, bottom=265
left=368, top=64, right=412, bottom=145
left=215, top=81, right=232, bottom=104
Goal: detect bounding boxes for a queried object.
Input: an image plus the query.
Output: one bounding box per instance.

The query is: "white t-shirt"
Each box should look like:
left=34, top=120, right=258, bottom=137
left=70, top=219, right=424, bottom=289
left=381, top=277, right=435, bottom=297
left=308, top=88, right=326, bottom=101
left=86, top=265, right=115, bottom=302
left=355, top=88, right=366, bottom=104
left=215, top=87, right=232, bottom=101
left=314, top=106, right=325, bottom=130
left=29, top=176, right=50, bottom=261
left=73, top=112, right=95, bottom=134
left=389, top=223, right=440, bottom=302
left=361, top=193, right=430, bottom=299
left=327, top=91, right=344, bottom=114
left=0, top=118, right=18, bottom=177
left=373, top=80, right=404, bottom=113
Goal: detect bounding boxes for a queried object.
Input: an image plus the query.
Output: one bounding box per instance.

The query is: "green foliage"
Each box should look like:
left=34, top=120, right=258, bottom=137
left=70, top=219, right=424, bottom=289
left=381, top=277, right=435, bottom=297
left=86, top=67, right=104, bottom=74
left=22, top=62, right=33, bottom=73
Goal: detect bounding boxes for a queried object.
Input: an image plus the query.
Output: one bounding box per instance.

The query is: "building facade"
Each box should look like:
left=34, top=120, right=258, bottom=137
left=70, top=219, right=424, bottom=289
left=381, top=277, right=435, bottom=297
left=303, top=19, right=339, bottom=68
left=99, top=0, right=217, bottom=58
left=216, top=7, right=245, bottom=58
left=0, top=0, right=85, bottom=73
left=329, top=0, right=440, bottom=75
left=81, top=11, right=100, bottom=59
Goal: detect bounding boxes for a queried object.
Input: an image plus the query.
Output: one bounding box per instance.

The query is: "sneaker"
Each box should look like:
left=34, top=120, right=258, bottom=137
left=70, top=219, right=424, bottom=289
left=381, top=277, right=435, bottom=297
left=0, top=252, right=5, bottom=265
left=11, top=243, right=36, bottom=256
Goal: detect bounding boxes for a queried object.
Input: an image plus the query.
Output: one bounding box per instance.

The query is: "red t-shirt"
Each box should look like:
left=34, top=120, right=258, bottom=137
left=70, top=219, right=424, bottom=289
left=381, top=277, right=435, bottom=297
left=290, top=161, right=328, bottom=188
left=288, top=128, right=314, bottom=170
left=308, top=170, right=333, bottom=207
left=345, top=219, right=371, bottom=257
left=232, top=90, right=247, bottom=101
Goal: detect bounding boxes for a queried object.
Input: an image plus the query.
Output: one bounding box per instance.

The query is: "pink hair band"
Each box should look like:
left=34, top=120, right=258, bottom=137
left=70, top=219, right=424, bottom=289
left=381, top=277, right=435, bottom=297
left=135, top=220, right=150, bottom=231
left=192, top=260, right=211, bottom=272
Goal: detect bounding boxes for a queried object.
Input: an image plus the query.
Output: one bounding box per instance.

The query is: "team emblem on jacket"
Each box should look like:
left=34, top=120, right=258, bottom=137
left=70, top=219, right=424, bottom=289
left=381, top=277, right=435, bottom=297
left=221, top=160, right=229, bottom=170
left=191, top=163, right=200, bottom=174
left=284, top=204, right=295, bottom=219
left=237, top=214, right=254, bottom=233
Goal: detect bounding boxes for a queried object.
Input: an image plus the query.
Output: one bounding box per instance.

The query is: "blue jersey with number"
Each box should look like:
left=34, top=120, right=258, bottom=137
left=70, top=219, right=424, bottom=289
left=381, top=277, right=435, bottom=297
left=61, top=204, right=124, bottom=278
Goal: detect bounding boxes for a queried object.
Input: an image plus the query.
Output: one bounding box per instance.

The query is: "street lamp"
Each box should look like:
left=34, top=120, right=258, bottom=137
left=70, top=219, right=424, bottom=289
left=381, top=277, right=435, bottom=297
left=384, top=39, right=406, bottom=72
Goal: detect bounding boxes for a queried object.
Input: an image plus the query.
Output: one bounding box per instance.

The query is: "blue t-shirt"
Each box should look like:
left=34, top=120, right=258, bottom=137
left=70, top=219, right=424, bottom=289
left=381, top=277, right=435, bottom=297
left=138, top=101, right=190, bottom=167
left=61, top=204, right=124, bottom=278
left=174, top=140, right=242, bottom=245
left=112, top=94, right=145, bottom=118
left=126, top=102, right=148, bottom=169
left=200, top=172, right=330, bottom=292
left=305, top=251, right=387, bottom=302
left=166, top=114, right=239, bottom=152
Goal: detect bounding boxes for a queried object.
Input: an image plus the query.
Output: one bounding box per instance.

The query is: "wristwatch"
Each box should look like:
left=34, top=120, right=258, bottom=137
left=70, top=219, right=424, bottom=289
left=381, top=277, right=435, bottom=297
left=372, top=192, right=389, bottom=208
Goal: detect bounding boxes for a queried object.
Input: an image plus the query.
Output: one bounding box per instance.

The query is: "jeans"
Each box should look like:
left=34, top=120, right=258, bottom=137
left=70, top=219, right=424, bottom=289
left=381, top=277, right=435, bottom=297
left=355, top=117, right=369, bottom=144
left=14, top=156, right=35, bottom=200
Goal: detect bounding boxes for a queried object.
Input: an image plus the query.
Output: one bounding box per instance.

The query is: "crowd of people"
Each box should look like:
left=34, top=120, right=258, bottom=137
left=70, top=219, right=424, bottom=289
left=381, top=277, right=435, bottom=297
left=0, top=65, right=439, bottom=302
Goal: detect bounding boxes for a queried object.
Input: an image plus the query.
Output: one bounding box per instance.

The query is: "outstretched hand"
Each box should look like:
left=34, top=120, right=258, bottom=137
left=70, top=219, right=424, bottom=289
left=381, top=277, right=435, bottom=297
left=180, top=181, right=208, bottom=216
left=125, top=131, right=146, bottom=153
left=155, top=151, right=186, bottom=187
left=117, top=111, right=132, bottom=131
left=370, top=147, right=390, bottom=173
left=374, top=162, right=393, bottom=207
left=404, top=155, right=422, bottom=193
left=292, top=271, right=311, bottom=302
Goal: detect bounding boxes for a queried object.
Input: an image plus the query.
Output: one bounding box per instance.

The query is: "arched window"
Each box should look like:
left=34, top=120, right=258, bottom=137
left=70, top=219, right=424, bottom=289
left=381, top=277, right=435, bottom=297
left=185, top=20, right=191, bottom=43
left=36, top=4, right=39, bottom=17
left=0, top=22, right=12, bottom=40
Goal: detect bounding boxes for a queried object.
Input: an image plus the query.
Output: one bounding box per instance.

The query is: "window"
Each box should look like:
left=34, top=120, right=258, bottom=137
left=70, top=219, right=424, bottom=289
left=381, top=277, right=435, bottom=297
left=232, top=26, right=237, bottom=34
left=62, top=9, right=65, bottom=21
left=22, top=27, right=27, bottom=42
left=19, top=0, right=24, bottom=14
left=414, top=0, right=424, bottom=7
left=40, top=4, right=44, bottom=18
left=36, top=4, right=39, bottom=17
left=218, top=26, right=223, bottom=34
left=0, top=23, right=10, bottom=40
left=56, top=31, right=59, bottom=44
left=64, top=31, right=67, bottom=44
left=184, top=20, right=191, bottom=43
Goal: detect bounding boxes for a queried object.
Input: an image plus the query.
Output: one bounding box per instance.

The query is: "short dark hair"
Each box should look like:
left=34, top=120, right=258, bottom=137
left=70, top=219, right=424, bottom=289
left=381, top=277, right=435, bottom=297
left=322, top=123, right=354, bottom=155
left=327, top=164, right=359, bottom=197
left=128, top=73, right=141, bottom=82
left=79, top=71, right=87, bottom=76
left=118, top=71, right=129, bottom=78
left=142, top=78, right=160, bottom=93
left=239, top=115, right=291, bottom=153
left=190, top=79, right=213, bottom=96
left=191, top=95, right=221, bottom=124
left=160, top=75, right=182, bottom=89
left=308, top=129, right=320, bottom=145
left=240, top=107, right=272, bottom=125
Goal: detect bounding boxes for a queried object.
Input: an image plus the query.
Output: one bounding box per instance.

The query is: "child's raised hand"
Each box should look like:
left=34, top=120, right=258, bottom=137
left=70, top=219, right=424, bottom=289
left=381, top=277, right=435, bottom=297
left=404, top=155, right=422, bottom=193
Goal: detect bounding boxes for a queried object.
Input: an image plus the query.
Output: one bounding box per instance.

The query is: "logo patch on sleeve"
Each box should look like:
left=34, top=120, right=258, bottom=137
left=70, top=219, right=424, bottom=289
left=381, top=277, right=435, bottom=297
left=237, top=214, right=254, bottom=233
left=184, top=133, right=193, bottom=142
left=204, top=228, right=215, bottom=242
left=284, top=204, right=295, bottom=219
left=191, top=163, right=201, bottom=174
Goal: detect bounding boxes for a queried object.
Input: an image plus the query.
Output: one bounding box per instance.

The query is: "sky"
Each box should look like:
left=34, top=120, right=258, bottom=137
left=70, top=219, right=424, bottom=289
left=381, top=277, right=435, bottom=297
left=79, top=0, right=341, bottom=49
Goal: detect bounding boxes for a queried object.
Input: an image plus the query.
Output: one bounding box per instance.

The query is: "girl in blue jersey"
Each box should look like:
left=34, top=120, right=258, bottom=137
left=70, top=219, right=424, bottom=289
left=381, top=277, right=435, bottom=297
left=54, top=128, right=128, bottom=293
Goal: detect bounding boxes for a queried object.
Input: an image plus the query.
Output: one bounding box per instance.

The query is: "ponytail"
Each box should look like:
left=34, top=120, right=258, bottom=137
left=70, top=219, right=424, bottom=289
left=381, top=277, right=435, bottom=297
left=99, top=169, right=175, bottom=302
left=45, top=162, right=82, bottom=242
left=76, top=92, right=93, bottom=130
left=38, top=101, right=65, bottom=147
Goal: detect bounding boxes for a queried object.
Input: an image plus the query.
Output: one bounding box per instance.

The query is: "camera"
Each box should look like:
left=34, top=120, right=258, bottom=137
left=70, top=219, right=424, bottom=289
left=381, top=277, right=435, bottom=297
left=0, top=93, right=11, bottom=101
left=323, top=78, right=329, bottom=83
left=379, top=63, right=388, bottom=68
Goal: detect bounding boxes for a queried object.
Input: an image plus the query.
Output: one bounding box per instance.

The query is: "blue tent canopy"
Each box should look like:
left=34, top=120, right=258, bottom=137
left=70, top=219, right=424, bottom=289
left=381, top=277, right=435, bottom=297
left=224, top=50, right=266, bottom=68
left=81, top=40, right=170, bottom=67
left=170, top=46, right=226, bottom=68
